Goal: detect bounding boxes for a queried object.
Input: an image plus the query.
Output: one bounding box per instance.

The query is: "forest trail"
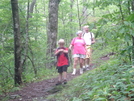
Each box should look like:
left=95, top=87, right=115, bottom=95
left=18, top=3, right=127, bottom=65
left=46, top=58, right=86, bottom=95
left=7, top=65, right=95, bottom=101
left=8, top=71, right=82, bottom=101
left=5, top=55, right=110, bottom=101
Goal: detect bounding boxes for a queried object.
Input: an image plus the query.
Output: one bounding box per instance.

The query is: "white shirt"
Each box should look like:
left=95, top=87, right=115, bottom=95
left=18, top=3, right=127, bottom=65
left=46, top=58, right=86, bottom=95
left=83, top=32, right=95, bottom=45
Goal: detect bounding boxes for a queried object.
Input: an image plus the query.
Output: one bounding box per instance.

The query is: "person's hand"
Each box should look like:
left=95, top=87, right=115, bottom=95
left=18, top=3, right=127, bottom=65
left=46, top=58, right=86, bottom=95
left=59, top=49, right=64, bottom=52
left=91, top=41, right=95, bottom=44
left=85, top=49, right=87, bottom=53
left=69, top=46, right=72, bottom=50
left=91, top=38, right=95, bottom=44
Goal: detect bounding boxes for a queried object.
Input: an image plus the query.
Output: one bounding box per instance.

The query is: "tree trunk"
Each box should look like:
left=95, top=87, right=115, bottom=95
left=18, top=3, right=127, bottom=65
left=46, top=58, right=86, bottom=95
left=81, top=0, right=88, bottom=25
left=46, top=0, right=60, bottom=68
left=69, top=0, right=75, bottom=37
left=132, top=0, right=134, bottom=11
left=77, top=0, right=89, bottom=29
left=76, top=0, right=81, bottom=29
left=132, top=0, right=134, bottom=65
left=70, top=0, right=74, bottom=23
left=21, top=0, right=37, bottom=77
left=128, top=1, right=131, bottom=15
left=11, top=0, right=22, bottom=85
left=29, top=0, right=36, bottom=18
left=28, top=0, right=37, bottom=76
left=69, top=0, right=74, bottom=66
left=119, top=0, right=124, bottom=21
left=132, top=36, right=134, bottom=65
left=92, top=0, right=96, bottom=16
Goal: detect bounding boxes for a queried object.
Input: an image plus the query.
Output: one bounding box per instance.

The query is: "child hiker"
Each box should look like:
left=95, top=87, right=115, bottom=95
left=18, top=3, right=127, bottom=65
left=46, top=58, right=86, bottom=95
left=55, top=39, right=69, bottom=85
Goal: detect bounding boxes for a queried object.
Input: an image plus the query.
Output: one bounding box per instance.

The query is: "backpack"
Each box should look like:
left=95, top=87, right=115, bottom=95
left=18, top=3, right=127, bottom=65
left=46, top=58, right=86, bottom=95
left=83, top=32, right=93, bottom=41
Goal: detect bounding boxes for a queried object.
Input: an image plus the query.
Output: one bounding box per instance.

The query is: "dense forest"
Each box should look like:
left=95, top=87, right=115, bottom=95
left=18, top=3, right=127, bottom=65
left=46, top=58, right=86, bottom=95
left=0, top=0, right=134, bottom=100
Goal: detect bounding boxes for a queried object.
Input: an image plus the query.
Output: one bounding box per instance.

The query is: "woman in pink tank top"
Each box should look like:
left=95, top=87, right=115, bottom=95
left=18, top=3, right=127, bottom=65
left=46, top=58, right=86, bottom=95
left=69, top=31, right=86, bottom=75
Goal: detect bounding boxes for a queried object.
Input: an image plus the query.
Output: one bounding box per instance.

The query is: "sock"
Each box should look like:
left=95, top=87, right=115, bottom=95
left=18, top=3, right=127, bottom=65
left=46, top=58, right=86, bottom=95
left=72, top=68, right=76, bottom=74
left=86, top=65, right=89, bottom=68
left=80, top=68, right=83, bottom=74
left=83, top=66, right=86, bottom=68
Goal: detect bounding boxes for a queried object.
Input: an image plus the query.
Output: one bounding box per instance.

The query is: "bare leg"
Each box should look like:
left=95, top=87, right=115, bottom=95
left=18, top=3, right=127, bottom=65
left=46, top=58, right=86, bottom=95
left=86, top=58, right=90, bottom=67
left=73, top=57, right=78, bottom=69
left=86, top=47, right=92, bottom=68
left=63, top=72, right=67, bottom=80
left=83, top=59, right=86, bottom=68
left=56, top=73, right=62, bottom=85
left=58, top=73, right=62, bottom=81
left=80, top=58, right=84, bottom=68
left=72, top=57, right=79, bottom=75
left=80, top=58, right=84, bottom=74
left=63, top=71, right=67, bottom=84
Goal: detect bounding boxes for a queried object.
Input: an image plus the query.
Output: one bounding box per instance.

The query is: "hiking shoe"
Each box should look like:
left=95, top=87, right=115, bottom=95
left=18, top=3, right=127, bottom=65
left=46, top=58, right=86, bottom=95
left=80, top=68, right=83, bottom=74
left=72, top=72, right=76, bottom=75
left=72, top=69, right=76, bottom=75
left=83, top=66, right=86, bottom=71
left=56, top=81, right=62, bottom=86
left=63, top=80, right=67, bottom=84
left=83, top=66, right=86, bottom=69
left=86, top=65, right=90, bottom=70
left=86, top=65, right=89, bottom=68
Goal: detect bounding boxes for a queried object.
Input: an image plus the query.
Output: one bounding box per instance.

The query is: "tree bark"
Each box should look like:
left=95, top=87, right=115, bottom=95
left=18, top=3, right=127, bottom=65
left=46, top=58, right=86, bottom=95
left=70, top=0, right=74, bottom=23
left=69, top=0, right=75, bottom=37
left=46, top=0, right=60, bottom=68
left=131, top=0, right=134, bottom=65
left=81, top=0, right=88, bottom=25
left=128, top=1, right=131, bottom=15
left=76, top=0, right=81, bottom=29
left=29, top=0, right=36, bottom=18
left=132, top=0, right=134, bottom=11
left=77, top=0, right=89, bottom=29
left=92, top=0, right=96, bottom=16
left=11, top=0, right=22, bottom=85
left=119, top=0, right=124, bottom=21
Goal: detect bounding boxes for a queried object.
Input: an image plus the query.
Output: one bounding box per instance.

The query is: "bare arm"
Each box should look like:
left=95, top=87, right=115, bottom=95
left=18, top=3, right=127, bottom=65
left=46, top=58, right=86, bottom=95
left=63, top=49, right=68, bottom=53
left=55, top=49, right=62, bottom=55
left=69, top=45, right=73, bottom=50
left=55, top=48, right=68, bottom=55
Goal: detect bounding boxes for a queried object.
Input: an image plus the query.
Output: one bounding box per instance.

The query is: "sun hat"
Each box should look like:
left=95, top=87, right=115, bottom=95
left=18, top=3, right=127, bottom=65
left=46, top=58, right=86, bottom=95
left=76, top=30, right=82, bottom=35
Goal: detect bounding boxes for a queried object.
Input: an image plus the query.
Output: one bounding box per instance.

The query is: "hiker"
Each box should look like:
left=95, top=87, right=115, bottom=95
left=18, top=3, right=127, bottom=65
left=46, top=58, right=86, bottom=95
left=55, top=39, right=69, bottom=85
left=69, top=31, right=86, bottom=75
left=82, top=25, right=95, bottom=70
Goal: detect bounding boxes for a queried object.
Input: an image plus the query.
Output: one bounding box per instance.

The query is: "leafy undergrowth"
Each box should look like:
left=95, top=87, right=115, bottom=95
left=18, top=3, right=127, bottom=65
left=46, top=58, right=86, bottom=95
left=46, top=58, right=134, bottom=101
left=0, top=67, right=58, bottom=96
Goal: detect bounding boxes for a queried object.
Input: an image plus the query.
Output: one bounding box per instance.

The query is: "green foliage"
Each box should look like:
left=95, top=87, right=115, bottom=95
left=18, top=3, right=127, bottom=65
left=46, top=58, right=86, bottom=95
left=0, top=53, right=14, bottom=95
left=0, top=0, right=55, bottom=93
left=47, top=57, right=134, bottom=101
left=1, top=0, right=134, bottom=99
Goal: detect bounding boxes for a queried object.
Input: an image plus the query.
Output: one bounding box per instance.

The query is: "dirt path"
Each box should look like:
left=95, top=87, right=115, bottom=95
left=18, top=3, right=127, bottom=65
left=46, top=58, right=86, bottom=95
left=1, top=54, right=111, bottom=101
left=5, top=64, right=95, bottom=101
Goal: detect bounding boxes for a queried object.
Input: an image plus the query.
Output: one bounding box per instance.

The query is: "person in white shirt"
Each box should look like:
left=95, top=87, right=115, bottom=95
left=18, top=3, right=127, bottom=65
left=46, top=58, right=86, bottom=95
left=82, top=25, right=95, bottom=69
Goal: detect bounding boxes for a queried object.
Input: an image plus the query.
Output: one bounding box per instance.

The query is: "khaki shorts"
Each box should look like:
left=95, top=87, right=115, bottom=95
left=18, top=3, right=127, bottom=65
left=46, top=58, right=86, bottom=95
left=86, top=45, right=92, bottom=58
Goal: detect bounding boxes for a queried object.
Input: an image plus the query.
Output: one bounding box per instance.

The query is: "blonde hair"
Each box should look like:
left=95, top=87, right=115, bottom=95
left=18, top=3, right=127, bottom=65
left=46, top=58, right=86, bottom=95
left=58, top=39, right=65, bottom=43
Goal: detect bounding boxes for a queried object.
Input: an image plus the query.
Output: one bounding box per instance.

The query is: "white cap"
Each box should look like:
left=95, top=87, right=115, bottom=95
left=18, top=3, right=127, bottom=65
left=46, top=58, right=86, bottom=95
left=76, top=30, right=82, bottom=35
left=58, top=39, right=65, bottom=43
